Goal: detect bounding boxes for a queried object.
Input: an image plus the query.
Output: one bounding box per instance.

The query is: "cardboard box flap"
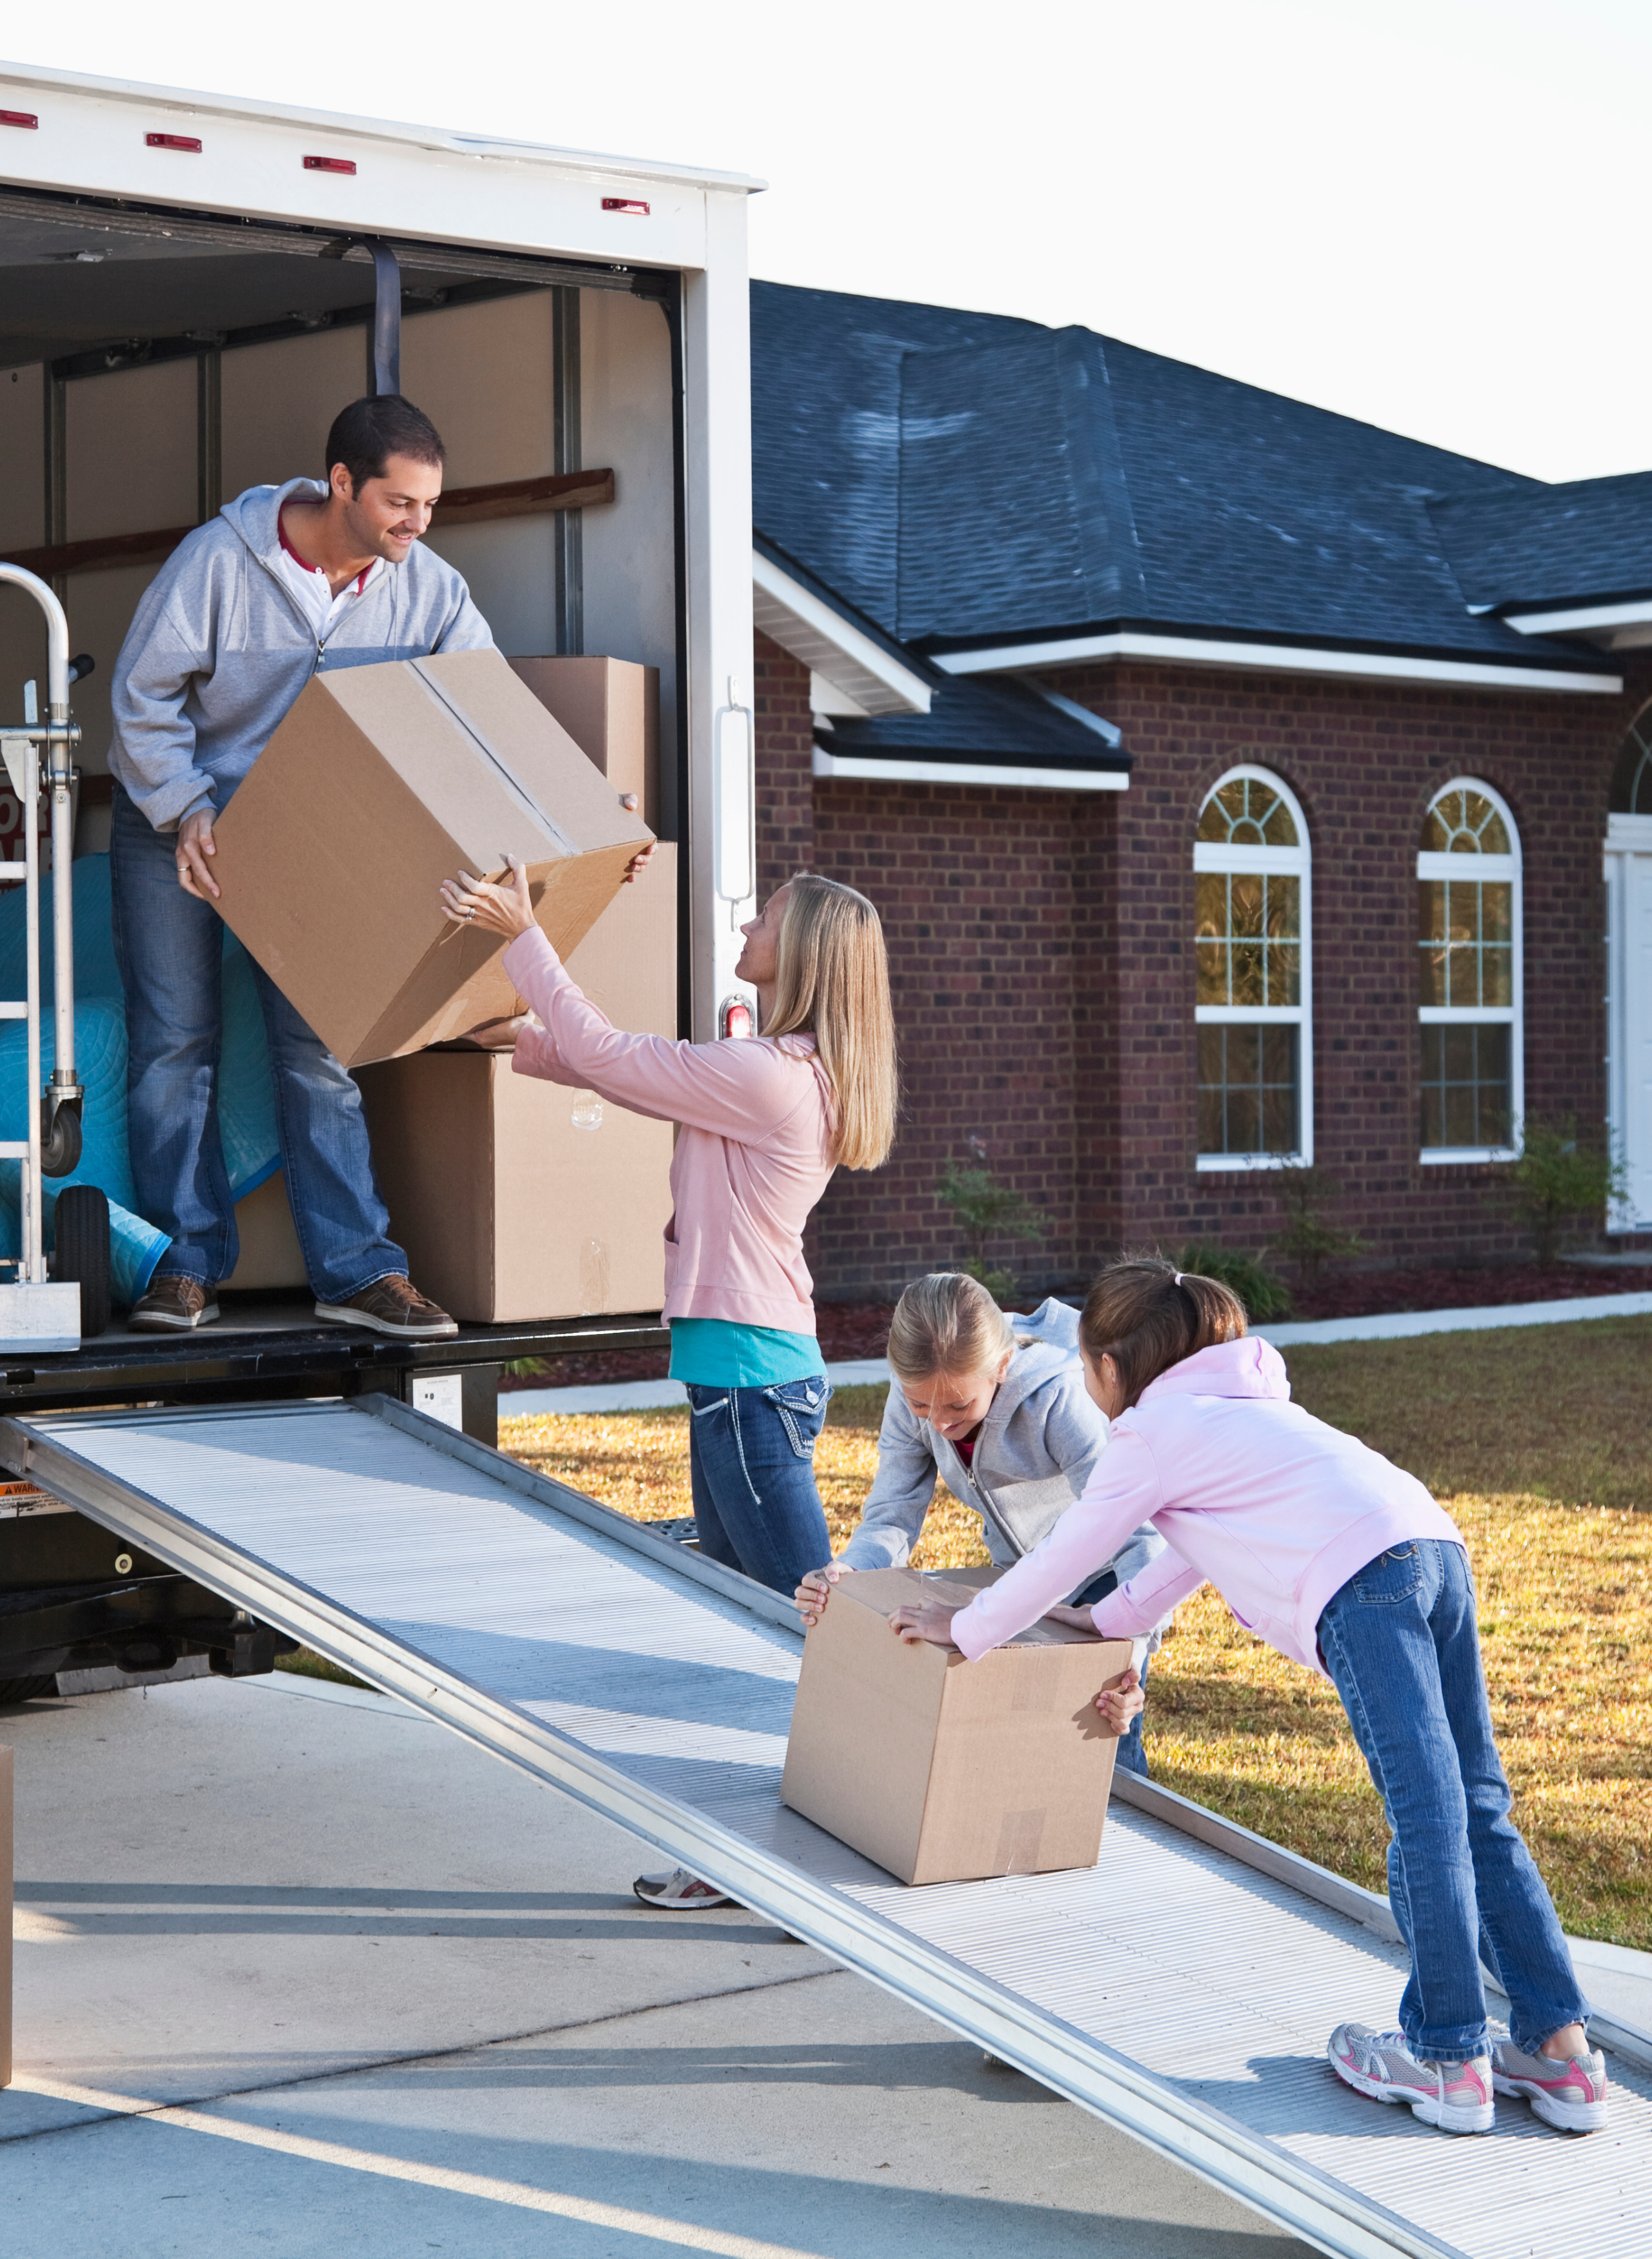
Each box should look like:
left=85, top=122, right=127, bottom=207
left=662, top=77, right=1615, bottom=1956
left=416, top=650, right=653, bottom=855
left=836, top=1565, right=1103, bottom=1650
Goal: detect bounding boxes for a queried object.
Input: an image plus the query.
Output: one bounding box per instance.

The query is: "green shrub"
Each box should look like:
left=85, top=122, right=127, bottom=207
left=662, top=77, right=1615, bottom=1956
left=1272, top=1164, right=1367, bottom=1286
left=936, top=1151, right=1045, bottom=1301
left=1501, top=1117, right=1627, bottom=1266
left=1173, top=1240, right=1293, bottom=1322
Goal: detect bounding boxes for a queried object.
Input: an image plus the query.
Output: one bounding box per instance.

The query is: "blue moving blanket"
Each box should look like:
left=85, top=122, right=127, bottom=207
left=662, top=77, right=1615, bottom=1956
left=0, top=855, right=283, bottom=1305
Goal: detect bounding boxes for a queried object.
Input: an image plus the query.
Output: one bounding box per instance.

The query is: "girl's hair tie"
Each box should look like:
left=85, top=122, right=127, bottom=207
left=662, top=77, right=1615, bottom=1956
left=1173, top=1271, right=1185, bottom=1286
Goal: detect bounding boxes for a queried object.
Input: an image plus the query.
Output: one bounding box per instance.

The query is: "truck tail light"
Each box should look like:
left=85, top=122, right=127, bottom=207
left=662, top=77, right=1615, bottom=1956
left=719, top=997, right=754, bottom=1040
left=305, top=154, right=356, bottom=174
left=0, top=110, right=39, bottom=130
left=603, top=197, right=650, bottom=215
left=146, top=132, right=203, bottom=153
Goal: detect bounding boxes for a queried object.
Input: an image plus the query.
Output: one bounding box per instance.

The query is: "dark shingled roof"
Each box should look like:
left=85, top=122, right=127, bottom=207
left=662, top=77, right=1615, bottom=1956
left=1427, top=472, right=1652, bottom=614
left=750, top=281, right=1622, bottom=676
left=820, top=672, right=1130, bottom=773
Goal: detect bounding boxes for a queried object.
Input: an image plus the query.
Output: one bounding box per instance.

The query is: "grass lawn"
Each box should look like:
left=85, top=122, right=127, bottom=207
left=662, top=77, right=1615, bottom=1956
left=501, top=1312, right=1652, bottom=1949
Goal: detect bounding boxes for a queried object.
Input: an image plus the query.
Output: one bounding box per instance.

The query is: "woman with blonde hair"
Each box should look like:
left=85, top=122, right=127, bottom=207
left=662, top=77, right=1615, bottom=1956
left=445, top=860, right=896, bottom=1908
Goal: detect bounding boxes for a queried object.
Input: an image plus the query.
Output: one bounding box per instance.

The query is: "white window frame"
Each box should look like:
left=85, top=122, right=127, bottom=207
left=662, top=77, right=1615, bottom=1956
left=1194, top=764, right=1313, bottom=1171
left=1416, top=776, right=1523, bottom=1166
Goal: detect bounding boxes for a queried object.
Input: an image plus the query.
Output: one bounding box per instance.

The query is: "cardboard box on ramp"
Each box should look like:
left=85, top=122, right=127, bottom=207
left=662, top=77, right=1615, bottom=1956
left=211, top=648, right=653, bottom=1068
left=781, top=1566, right=1135, bottom=1887
left=356, top=846, right=678, bottom=1324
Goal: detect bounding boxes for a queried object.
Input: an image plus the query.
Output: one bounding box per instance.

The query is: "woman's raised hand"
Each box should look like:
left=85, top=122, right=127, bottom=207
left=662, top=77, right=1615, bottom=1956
left=440, top=855, right=536, bottom=941
left=794, top=1562, right=849, bottom=1627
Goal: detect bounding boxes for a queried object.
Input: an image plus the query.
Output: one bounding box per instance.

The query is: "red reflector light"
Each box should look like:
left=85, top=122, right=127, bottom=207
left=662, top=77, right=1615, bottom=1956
left=146, top=132, right=202, bottom=153
left=719, top=997, right=754, bottom=1040
left=602, top=196, right=650, bottom=215
left=0, top=110, right=39, bottom=130
left=304, top=154, right=357, bottom=174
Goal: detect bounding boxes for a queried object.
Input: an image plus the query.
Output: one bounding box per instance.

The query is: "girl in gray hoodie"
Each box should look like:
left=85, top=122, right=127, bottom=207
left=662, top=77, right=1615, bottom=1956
left=793, top=1271, right=1163, bottom=1773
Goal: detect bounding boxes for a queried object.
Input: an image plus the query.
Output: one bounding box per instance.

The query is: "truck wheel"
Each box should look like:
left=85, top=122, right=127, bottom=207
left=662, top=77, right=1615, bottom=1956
left=50, top=1184, right=112, bottom=1337
left=0, top=1674, right=59, bottom=1705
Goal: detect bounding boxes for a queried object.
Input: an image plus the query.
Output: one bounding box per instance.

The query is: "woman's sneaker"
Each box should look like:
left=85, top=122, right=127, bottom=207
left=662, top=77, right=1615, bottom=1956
left=1328, top=2022, right=1494, bottom=2134
left=1491, top=2036, right=1609, bottom=2132
left=632, top=1867, right=738, bottom=1910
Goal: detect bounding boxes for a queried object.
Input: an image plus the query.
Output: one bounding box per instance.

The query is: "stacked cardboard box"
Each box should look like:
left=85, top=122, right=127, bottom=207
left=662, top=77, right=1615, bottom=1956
left=782, top=1565, right=1135, bottom=1886
left=356, top=843, right=677, bottom=1323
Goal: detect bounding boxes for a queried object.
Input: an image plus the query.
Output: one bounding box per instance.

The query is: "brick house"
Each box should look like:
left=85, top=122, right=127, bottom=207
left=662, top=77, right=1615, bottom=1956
left=745, top=284, right=1652, bottom=1298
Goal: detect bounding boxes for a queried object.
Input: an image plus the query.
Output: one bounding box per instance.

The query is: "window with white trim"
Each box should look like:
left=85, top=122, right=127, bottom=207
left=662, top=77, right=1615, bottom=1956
left=1416, top=780, right=1522, bottom=1161
left=1194, top=767, right=1311, bottom=1166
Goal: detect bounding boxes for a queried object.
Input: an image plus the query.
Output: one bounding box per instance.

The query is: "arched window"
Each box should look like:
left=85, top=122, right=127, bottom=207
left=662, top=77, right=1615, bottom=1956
left=1417, top=780, right=1522, bottom=1160
left=1609, top=704, right=1652, bottom=815
left=1194, top=767, right=1311, bottom=1166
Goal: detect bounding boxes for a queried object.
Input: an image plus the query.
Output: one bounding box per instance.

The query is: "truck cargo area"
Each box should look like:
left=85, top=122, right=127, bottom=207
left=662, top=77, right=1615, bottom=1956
left=5, top=1392, right=1649, bottom=2259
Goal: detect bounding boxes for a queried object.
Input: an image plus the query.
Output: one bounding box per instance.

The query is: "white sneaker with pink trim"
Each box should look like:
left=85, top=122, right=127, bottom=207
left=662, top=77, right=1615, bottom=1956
left=632, top=1867, right=738, bottom=1910
left=1327, top=2021, right=1494, bottom=2134
left=1491, top=2035, right=1609, bottom=2132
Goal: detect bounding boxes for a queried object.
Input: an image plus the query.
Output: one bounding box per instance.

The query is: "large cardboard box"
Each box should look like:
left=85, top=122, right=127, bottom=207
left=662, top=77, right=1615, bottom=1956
left=507, top=656, right=660, bottom=827
left=781, top=1566, right=1134, bottom=1887
left=212, top=648, right=652, bottom=1068
left=355, top=846, right=677, bottom=1322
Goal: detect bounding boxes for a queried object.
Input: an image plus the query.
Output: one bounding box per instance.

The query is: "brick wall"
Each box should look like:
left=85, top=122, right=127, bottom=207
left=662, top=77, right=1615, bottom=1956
left=752, top=633, right=1652, bottom=1295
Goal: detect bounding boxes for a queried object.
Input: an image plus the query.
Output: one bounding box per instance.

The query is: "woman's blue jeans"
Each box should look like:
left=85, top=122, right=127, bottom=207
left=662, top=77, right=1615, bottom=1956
left=686, top=1378, right=833, bottom=1595
left=110, top=785, right=407, bottom=1300
left=1317, top=1537, right=1586, bottom=2060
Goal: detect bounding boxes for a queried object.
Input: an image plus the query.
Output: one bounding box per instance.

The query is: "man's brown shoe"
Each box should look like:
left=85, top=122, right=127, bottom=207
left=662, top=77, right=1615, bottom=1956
left=130, top=1275, right=219, bottom=1332
left=315, top=1275, right=458, bottom=1339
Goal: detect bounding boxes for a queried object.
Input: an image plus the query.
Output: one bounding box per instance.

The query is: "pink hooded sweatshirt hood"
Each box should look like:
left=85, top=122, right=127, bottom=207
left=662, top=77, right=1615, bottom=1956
left=949, top=1334, right=1462, bottom=1676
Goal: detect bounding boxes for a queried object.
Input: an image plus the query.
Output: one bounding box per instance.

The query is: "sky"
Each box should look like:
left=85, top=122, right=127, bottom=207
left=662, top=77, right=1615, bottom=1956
left=7, top=0, right=1648, bottom=485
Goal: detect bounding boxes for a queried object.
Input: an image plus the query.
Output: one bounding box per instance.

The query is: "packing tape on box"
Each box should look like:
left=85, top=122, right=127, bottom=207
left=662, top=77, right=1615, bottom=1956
left=410, top=659, right=578, bottom=858
left=996, top=1808, right=1047, bottom=1874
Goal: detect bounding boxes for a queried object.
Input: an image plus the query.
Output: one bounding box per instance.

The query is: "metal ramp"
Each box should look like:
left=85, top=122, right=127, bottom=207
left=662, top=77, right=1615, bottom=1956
left=4, top=1395, right=1648, bottom=2259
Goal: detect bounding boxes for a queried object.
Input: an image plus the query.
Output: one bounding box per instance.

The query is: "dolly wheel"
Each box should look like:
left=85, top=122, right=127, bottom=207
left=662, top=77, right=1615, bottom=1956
left=50, top=1184, right=112, bottom=1337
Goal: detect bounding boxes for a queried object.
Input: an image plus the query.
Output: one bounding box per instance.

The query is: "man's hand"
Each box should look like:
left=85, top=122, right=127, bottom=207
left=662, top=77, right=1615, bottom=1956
left=794, top=1563, right=851, bottom=1627
left=619, top=793, right=656, bottom=886
left=1093, top=1666, right=1145, bottom=1739
left=889, top=1601, right=958, bottom=1649
left=176, top=809, right=219, bottom=901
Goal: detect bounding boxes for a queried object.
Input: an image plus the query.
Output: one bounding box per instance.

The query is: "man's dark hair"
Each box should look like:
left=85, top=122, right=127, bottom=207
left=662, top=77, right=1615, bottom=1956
left=324, top=395, right=446, bottom=492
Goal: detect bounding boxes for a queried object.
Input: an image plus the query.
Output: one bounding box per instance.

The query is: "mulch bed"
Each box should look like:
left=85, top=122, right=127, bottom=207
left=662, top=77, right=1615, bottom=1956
left=499, top=1265, right=1652, bottom=1394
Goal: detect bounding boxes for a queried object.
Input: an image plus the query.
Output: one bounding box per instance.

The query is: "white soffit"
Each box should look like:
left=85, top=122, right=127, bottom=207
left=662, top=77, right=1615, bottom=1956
left=812, top=748, right=1127, bottom=791
left=933, top=629, right=1623, bottom=696
left=1505, top=597, right=1652, bottom=652
left=752, top=552, right=932, bottom=716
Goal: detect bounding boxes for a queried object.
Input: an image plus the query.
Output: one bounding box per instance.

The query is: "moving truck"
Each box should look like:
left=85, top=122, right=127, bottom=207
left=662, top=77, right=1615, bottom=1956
left=0, top=61, right=760, bottom=1695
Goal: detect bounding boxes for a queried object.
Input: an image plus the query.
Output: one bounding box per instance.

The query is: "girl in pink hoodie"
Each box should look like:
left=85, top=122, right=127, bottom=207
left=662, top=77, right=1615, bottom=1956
left=891, top=1257, right=1605, bottom=2141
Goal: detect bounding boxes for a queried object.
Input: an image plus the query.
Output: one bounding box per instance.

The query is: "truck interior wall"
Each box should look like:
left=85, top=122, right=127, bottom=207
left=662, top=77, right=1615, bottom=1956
left=3, top=259, right=681, bottom=897
left=578, top=288, right=679, bottom=815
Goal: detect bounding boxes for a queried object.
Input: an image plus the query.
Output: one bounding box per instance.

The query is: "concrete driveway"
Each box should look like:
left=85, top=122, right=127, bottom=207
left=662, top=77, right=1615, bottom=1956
left=0, top=1667, right=1304, bottom=2258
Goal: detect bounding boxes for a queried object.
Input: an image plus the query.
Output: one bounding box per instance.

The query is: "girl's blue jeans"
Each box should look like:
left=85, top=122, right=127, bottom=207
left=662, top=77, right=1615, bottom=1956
left=686, top=1378, right=833, bottom=1595
left=1317, top=1537, right=1587, bottom=2061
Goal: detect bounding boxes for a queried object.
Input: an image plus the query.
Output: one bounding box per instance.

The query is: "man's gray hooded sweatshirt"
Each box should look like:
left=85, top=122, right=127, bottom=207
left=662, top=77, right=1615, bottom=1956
left=838, top=1298, right=1164, bottom=1596
left=108, top=479, right=492, bottom=832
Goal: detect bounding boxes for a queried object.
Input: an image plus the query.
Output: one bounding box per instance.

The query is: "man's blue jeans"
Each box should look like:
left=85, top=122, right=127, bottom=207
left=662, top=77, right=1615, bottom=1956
left=1317, top=1537, right=1586, bottom=2061
left=686, top=1378, right=833, bottom=1595
left=110, top=785, right=407, bottom=1300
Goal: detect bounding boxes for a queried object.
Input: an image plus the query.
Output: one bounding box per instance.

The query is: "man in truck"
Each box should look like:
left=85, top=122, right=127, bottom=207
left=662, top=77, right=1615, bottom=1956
left=107, top=392, right=484, bottom=1337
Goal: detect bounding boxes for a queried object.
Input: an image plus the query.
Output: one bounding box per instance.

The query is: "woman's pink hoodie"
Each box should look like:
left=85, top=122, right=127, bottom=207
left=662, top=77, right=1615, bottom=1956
left=949, top=1335, right=1463, bottom=1677
left=501, top=926, right=836, bottom=1333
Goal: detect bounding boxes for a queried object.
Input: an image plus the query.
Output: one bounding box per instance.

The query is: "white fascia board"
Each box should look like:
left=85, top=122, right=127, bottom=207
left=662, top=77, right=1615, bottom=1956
left=934, top=629, right=1622, bottom=697
left=1504, top=597, right=1652, bottom=637
left=0, top=59, right=765, bottom=191
left=753, top=552, right=932, bottom=716
left=812, top=748, right=1126, bottom=791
